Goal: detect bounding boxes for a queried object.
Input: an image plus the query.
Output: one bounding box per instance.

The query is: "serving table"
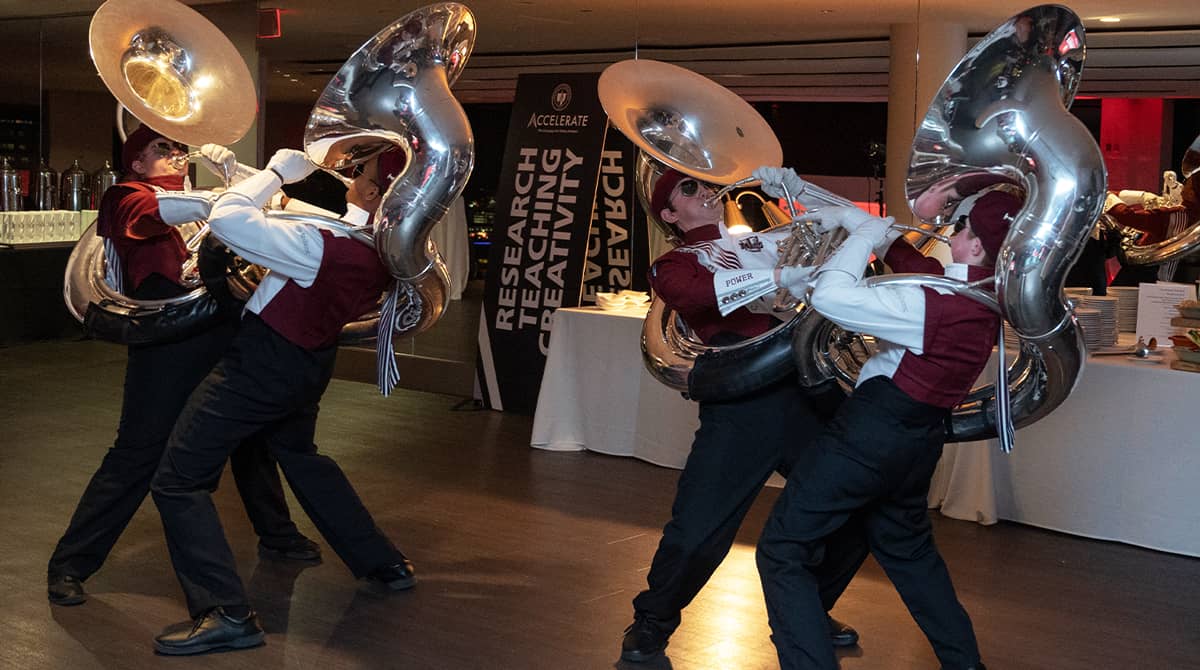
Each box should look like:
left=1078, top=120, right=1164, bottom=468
left=533, top=308, right=1200, bottom=556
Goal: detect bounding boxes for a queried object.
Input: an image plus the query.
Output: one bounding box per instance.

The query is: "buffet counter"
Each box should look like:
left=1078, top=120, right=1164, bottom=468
left=532, top=308, right=1199, bottom=557
left=931, top=344, right=1200, bottom=557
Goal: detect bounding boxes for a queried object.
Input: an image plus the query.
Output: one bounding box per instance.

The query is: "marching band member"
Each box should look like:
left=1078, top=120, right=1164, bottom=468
left=46, top=126, right=315, bottom=608
left=755, top=167, right=1016, bottom=670
left=149, top=146, right=415, bottom=655
left=620, top=167, right=866, bottom=663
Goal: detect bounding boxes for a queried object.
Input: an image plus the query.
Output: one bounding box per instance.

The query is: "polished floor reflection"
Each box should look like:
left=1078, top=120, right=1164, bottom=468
left=2, top=339, right=1198, bottom=669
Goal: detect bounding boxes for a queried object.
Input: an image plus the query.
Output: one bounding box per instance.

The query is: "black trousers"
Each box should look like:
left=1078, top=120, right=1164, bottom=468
left=48, top=318, right=300, bottom=582
left=631, top=378, right=867, bottom=632
left=151, top=314, right=403, bottom=618
left=757, top=376, right=980, bottom=670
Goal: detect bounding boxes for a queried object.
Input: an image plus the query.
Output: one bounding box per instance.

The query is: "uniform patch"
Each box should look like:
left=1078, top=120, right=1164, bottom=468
left=738, top=236, right=763, bottom=252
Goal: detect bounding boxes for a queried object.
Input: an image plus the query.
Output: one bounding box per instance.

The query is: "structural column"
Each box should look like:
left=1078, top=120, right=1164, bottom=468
left=192, top=1, right=262, bottom=189
left=886, top=22, right=966, bottom=226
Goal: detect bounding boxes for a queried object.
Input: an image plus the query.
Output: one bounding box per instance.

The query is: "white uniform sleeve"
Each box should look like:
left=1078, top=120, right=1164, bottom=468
left=208, top=172, right=324, bottom=286
left=711, top=227, right=794, bottom=315
left=810, top=231, right=927, bottom=352
left=155, top=191, right=216, bottom=226
left=713, top=267, right=777, bottom=316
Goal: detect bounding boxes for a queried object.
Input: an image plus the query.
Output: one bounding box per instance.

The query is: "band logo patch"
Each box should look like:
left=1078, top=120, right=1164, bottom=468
left=738, top=236, right=763, bottom=252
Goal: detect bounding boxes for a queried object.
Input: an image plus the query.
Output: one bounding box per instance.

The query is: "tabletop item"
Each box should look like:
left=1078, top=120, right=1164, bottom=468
left=34, top=159, right=58, bottom=211
left=92, top=160, right=120, bottom=208
left=0, top=157, right=22, bottom=211
left=60, top=160, right=91, bottom=211
left=596, top=291, right=651, bottom=311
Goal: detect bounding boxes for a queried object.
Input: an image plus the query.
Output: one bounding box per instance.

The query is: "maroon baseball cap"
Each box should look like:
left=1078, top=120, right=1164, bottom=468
left=120, top=124, right=169, bottom=173
left=377, top=147, right=407, bottom=191
left=969, top=190, right=1022, bottom=260
left=650, top=169, right=688, bottom=218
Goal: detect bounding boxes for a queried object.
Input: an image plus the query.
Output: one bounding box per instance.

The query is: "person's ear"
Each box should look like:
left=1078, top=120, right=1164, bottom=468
left=130, top=159, right=146, bottom=177
left=364, top=182, right=380, bottom=202
left=660, top=206, right=678, bottom=224
left=968, top=234, right=985, bottom=260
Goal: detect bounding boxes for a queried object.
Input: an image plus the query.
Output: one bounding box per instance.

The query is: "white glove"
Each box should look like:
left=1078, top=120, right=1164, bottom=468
left=777, top=264, right=816, bottom=297
left=199, top=143, right=237, bottom=181
left=752, top=166, right=803, bottom=200
left=854, top=217, right=893, bottom=248
left=265, top=149, right=316, bottom=184
left=801, top=205, right=883, bottom=234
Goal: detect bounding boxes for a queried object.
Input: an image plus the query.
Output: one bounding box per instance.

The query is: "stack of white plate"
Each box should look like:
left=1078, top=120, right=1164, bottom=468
left=1106, top=286, right=1140, bottom=332
left=1074, top=307, right=1105, bottom=350
left=1074, top=295, right=1119, bottom=349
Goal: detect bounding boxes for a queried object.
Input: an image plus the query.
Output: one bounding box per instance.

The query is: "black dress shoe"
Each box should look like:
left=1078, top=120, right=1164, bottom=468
left=47, top=575, right=86, bottom=606
left=828, top=615, right=859, bottom=647
left=621, top=615, right=670, bottom=662
left=153, top=607, right=265, bottom=656
left=258, top=535, right=322, bottom=562
left=366, top=559, right=416, bottom=591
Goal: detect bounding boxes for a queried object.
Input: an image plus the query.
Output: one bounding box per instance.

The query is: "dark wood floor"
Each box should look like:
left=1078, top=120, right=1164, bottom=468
left=2, top=338, right=1198, bottom=669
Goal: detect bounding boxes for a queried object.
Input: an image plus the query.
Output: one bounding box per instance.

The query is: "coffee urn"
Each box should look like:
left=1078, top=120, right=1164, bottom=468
left=92, top=160, right=120, bottom=208
left=0, top=156, right=22, bottom=211
left=60, top=159, right=90, bottom=211
left=34, top=159, right=58, bottom=210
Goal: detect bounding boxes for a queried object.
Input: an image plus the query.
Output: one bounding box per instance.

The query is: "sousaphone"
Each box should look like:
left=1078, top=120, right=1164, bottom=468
left=150, top=1, right=476, bottom=355
left=304, top=2, right=476, bottom=341
left=792, top=4, right=1105, bottom=446
left=64, top=0, right=258, bottom=344
left=599, top=59, right=811, bottom=400
left=1104, top=131, right=1200, bottom=268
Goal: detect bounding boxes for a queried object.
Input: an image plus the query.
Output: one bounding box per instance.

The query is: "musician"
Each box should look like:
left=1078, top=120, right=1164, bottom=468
left=620, top=168, right=867, bottom=663
left=148, top=146, right=415, bottom=655
left=46, top=126, right=316, bottom=608
left=755, top=169, right=1016, bottom=670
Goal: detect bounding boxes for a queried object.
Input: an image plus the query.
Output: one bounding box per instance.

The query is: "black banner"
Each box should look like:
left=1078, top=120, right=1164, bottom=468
left=478, top=73, right=608, bottom=413
left=580, top=127, right=651, bottom=304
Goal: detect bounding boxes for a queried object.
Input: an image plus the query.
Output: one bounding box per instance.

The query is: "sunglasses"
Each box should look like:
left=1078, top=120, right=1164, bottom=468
left=953, top=216, right=969, bottom=235
left=342, top=162, right=383, bottom=191
left=147, top=140, right=187, bottom=157
left=676, top=178, right=714, bottom=198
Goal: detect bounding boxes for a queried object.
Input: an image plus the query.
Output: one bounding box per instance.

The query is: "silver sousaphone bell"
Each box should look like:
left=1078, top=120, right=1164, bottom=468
left=793, top=4, right=1106, bottom=445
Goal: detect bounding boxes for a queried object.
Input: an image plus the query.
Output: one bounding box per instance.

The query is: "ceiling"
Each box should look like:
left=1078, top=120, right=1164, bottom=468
left=1, top=0, right=1199, bottom=105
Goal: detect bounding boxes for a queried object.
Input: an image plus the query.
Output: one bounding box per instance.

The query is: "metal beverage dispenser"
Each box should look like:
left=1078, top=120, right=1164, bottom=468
left=60, top=159, right=91, bottom=211
left=34, top=159, right=58, bottom=210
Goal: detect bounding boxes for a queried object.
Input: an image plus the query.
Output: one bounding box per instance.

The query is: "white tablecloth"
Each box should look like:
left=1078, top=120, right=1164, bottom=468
left=533, top=308, right=1200, bottom=557
left=930, top=346, right=1200, bottom=557
left=531, top=306, right=698, bottom=468
left=429, top=197, right=469, bottom=300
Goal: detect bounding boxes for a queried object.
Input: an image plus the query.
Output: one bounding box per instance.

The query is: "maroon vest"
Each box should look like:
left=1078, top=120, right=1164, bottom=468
left=891, top=288, right=1000, bottom=408
left=257, top=230, right=391, bottom=350
left=97, top=177, right=188, bottom=291
left=883, top=241, right=1000, bottom=407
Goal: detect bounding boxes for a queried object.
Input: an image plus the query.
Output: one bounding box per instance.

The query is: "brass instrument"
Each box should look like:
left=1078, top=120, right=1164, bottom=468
left=304, top=1, right=476, bottom=340
left=1104, top=132, right=1200, bottom=268
left=64, top=0, right=259, bottom=344
left=793, top=4, right=1105, bottom=447
left=600, top=58, right=809, bottom=400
